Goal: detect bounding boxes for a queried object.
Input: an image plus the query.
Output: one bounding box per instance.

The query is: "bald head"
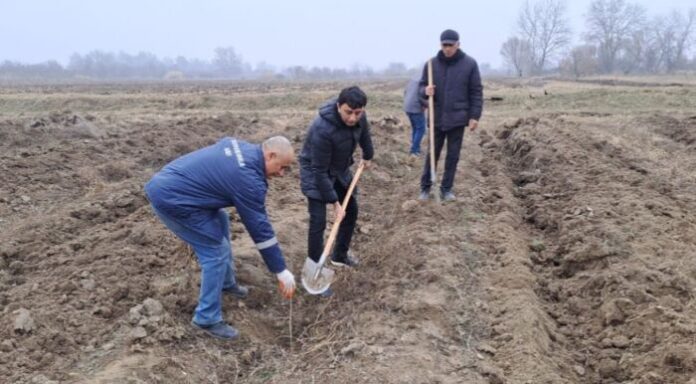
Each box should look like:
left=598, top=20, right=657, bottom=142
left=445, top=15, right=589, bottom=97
left=262, top=136, right=295, bottom=178
left=263, top=136, right=293, bottom=156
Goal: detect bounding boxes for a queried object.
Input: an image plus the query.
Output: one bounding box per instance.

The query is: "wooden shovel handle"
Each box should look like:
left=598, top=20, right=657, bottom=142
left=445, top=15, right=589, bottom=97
left=427, top=59, right=440, bottom=203
left=316, top=161, right=366, bottom=269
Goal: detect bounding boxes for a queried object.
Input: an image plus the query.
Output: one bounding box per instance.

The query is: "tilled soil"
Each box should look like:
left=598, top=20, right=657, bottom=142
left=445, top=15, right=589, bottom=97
left=473, top=112, right=696, bottom=383
left=1, top=80, right=696, bottom=384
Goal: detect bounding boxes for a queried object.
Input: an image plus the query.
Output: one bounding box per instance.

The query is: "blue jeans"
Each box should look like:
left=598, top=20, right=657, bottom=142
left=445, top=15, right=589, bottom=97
left=407, top=112, right=426, bottom=155
left=150, top=204, right=238, bottom=325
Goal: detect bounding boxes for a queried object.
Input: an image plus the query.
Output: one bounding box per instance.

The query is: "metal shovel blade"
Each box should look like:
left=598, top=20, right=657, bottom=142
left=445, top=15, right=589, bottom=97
left=301, top=258, right=335, bottom=295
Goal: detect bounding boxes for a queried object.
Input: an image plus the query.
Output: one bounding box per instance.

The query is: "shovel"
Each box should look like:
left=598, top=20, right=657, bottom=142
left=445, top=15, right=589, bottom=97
left=427, top=59, right=441, bottom=203
left=302, top=161, right=366, bottom=295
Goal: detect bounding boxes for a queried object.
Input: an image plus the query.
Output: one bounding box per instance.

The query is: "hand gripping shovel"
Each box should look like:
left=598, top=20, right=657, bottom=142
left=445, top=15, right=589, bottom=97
left=301, top=161, right=366, bottom=295
left=427, top=59, right=441, bottom=203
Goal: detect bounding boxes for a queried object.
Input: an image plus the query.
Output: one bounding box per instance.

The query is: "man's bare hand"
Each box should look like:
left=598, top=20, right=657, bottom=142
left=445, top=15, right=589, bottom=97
left=468, top=119, right=479, bottom=132
left=425, top=85, right=435, bottom=96
left=333, top=202, right=345, bottom=222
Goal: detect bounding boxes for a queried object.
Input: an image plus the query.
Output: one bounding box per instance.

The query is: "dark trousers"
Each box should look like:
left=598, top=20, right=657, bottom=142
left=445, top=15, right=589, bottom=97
left=420, top=125, right=465, bottom=192
left=307, top=181, right=358, bottom=263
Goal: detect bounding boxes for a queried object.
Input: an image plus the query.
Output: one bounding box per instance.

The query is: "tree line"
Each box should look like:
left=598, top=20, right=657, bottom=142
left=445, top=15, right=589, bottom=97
left=501, top=0, right=696, bottom=77
left=4, top=0, right=693, bottom=81
left=0, top=47, right=421, bottom=81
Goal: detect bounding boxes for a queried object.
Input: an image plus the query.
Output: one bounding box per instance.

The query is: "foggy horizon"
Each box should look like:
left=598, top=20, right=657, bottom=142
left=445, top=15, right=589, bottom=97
left=3, top=0, right=695, bottom=71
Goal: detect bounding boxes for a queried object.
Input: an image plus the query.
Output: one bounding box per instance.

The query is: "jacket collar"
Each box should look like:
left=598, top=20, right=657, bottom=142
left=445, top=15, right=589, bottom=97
left=437, top=49, right=465, bottom=64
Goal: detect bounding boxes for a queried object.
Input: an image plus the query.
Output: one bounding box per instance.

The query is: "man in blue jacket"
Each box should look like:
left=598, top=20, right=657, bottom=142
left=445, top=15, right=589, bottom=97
left=299, top=86, right=374, bottom=295
left=144, top=136, right=296, bottom=340
left=419, top=29, right=483, bottom=201
left=403, top=76, right=426, bottom=156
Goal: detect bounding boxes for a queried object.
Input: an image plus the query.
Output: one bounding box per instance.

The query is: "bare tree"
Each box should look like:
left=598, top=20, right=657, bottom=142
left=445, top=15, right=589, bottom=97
left=585, top=0, right=646, bottom=73
left=617, top=30, right=648, bottom=73
left=641, top=34, right=663, bottom=73
left=213, top=46, right=244, bottom=77
left=651, top=9, right=696, bottom=72
left=500, top=37, right=533, bottom=76
left=517, top=0, right=572, bottom=74
left=560, top=45, right=599, bottom=78
left=383, top=62, right=408, bottom=77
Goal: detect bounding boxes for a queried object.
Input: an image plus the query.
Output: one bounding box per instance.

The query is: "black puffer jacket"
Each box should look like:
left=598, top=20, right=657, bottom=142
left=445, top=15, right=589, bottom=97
left=299, top=98, right=374, bottom=203
left=419, top=49, right=483, bottom=131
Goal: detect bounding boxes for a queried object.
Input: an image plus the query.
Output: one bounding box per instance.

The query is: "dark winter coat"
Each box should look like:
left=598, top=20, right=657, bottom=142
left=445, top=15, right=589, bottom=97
left=419, top=49, right=483, bottom=131
left=299, top=98, right=374, bottom=203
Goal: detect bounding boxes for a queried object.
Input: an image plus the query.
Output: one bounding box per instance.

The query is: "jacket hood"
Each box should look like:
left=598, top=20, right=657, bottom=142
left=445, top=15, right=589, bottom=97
left=319, top=97, right=341, bottom=126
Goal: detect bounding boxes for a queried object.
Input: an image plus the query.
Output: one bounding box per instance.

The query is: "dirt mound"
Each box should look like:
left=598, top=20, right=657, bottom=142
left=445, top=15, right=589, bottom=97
left=575, top=78, right=688, bottom=87
left=652, top=115, right=696, bottom=147
left=475, top=115, right=696, bottom=383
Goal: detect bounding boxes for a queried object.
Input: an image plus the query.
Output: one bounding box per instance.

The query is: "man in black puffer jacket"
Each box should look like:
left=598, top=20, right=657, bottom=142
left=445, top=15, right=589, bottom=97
left=419, top=29, right=483, bottom=201
left=299, top=86, right=374, bottom=294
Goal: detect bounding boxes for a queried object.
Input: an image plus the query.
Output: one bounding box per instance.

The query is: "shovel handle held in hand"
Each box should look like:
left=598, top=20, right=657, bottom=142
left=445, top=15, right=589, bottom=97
left=313, top=161, right=366, bottom=279
left=427, top=60, right=440, bottom=203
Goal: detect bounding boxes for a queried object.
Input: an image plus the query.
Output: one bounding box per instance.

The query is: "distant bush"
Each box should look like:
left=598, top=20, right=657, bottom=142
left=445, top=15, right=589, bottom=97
left=164, top=71, right=185, bottom=80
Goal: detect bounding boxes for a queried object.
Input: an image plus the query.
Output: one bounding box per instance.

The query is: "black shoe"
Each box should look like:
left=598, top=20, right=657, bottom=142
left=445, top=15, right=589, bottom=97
left=441, top=191, right=456, bottom=201
left=418, top=189, right=430, bottom=201
left=222, top=284, right=249, bottom=299
left=191, top=321, right=240, bottom=340
left=330, top=250, right=359, bottom=268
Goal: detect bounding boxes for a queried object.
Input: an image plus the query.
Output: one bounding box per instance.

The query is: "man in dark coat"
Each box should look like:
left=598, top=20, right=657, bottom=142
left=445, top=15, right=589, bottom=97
left=419, top=29, right=483, bottom=201
left=299, top=86, right=374, bottom=294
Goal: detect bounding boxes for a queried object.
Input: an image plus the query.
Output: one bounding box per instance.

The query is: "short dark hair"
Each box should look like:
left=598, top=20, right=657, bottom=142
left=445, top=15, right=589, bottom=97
left=337, top=86, right=367, bottom=109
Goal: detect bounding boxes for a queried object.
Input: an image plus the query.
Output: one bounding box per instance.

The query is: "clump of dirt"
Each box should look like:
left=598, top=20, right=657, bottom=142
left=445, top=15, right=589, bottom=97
left=98, top=162, right=133, bottom=182
left=652, top=115, right=696, bottom=147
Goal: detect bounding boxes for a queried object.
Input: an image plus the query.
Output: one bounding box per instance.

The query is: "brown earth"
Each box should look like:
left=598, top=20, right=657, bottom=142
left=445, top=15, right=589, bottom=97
left=1, top=79, right=696, bottom=383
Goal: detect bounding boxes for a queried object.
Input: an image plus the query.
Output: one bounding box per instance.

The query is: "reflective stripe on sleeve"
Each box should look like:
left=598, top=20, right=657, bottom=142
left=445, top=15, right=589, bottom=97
left=255, top=237, right=278, bottom=250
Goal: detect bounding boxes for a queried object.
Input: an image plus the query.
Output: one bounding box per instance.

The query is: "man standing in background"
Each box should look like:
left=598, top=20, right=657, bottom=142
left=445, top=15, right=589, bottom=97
left=419, top=29, right=483, bottom=202
left=403, top=76, right=426, bottom=157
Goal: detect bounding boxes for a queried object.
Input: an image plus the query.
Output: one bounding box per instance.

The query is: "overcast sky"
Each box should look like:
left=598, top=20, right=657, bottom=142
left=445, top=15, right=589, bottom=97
left=2, top=0, right=694, bottom=69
